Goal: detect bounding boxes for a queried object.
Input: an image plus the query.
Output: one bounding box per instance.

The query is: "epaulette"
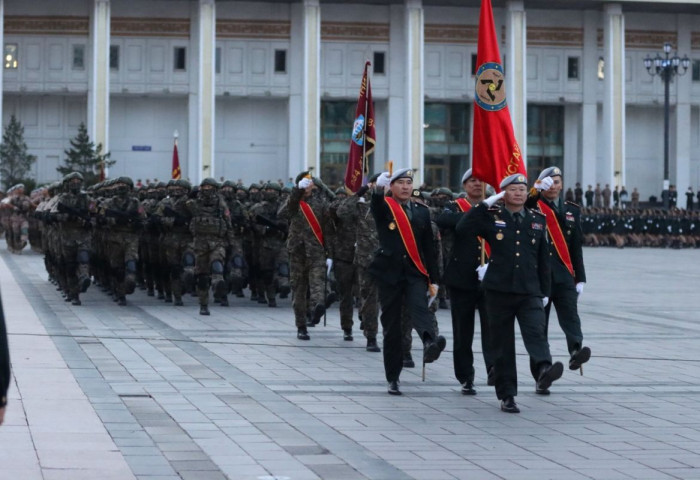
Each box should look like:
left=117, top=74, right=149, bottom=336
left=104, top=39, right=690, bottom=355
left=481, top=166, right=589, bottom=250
left=565, top=200, right=582, bottom=208
left=487, top=206, right=500, bottom=212
left=529, top=208, right=546, bottom=217
left=415, top=201, right=429, bottom=208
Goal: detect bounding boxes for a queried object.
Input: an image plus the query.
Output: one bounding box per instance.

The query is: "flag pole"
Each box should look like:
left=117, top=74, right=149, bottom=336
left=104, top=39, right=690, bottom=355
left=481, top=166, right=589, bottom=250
left=362, top=62, right=370, bottom=181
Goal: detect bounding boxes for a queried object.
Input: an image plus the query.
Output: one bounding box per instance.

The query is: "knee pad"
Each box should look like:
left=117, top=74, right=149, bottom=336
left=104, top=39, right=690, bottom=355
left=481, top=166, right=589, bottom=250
left=125, top=260, right=138, bottom=274
left=77, top=250, right=90, bottom=265
left=182, top=252, right=195, bottom=267
left=232, top=254, right=246, bottom=269
left=211, top=260, right=224, bottom=275
left=277, top=262, right=290, bottom=277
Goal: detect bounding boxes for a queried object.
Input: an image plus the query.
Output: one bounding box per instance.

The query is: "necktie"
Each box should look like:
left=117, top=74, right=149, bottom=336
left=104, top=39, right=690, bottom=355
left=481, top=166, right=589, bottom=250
left=404, top=203, right=412, bottom=220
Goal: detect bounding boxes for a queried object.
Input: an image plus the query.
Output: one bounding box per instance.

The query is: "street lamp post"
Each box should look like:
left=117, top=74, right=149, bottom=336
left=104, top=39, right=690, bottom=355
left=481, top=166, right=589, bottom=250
left=644, top=42, right=689, bottom=209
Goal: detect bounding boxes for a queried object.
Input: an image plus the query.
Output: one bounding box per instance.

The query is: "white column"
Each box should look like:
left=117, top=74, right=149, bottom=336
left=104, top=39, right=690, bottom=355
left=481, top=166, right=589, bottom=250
left=88, top=0, right=110, bottom=156
left=405, top=0, right=424, bottom=179
left=506, top=1, right=526, bottom=163
left=673, top=15, right=692, bottom=196
left=580, top=9, right=598, bottom=187
left=387, top=4, right=407, bottom=170
left=603, top=4, right=625, bottom=188
left=288, top=0, right=320, bottom=178
left=188, top=0, right=216, bottom=184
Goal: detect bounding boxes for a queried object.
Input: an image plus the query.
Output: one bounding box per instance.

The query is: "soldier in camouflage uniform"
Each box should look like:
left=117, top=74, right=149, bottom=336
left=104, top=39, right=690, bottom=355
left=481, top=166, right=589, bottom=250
left=100, top=177, right=144, bottom=306
left=6, top=184, right=32, bottom=253
left=53, top=173, right=93, bottom=305
left=335, top=174, right=382, bottom=352
left=329, top=188, right=358, bottom=341
left=221, top=181, right=248, bottom=301
left=431, top=187, right=454, bottom=309
left=186, top=178, right=234, bottom=315
left=278, top=171, right=334, bottom=340
left=249, top=182, right=290, bottom=307
left=140, top=184, right=162, bottom=297
left=154, top=179, right=194, bottom=306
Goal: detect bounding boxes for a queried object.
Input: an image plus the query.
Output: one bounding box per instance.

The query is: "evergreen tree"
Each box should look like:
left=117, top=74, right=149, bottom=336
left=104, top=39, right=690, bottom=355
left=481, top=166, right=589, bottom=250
left=58, top=122, right=115, bottom=186
left=0, top=115, right=36, bottom=191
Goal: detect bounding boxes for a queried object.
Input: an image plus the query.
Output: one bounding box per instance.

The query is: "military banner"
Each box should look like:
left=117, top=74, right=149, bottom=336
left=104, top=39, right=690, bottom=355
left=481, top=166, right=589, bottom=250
left=471, top=0, right=526, bottom=192
left=172, top=137, right=181, bottom=180
left=344, top=61, right=376, bottom=193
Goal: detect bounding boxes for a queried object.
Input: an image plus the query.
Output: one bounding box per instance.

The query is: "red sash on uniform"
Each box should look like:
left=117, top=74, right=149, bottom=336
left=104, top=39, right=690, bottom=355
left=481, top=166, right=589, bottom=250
left=537, top=199, right=574, bottom=277
left=384, top=197, right=429, bottom=280
left=455, top=198, right=491, bottom=258
left=299, top=200, right=324, bottom=247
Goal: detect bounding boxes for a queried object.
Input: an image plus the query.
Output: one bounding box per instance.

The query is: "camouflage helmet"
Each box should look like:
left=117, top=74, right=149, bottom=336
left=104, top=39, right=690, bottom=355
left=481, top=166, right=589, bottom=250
left=62, top=172, right=84, bottom=184
left=156, top=181, right=168, bottom=189
left=263, top=182, right=282, bottom=192
left=249, top=182, right=261, bottom=191
left=222, top=180, right=237, bottom=189
left=115, top=176, right=134, bottom=188
left=436, top=187, right=453, bottom=197
left=200, top=177, right=219, bottom=188
left=168, top=179, right=191, bottom=190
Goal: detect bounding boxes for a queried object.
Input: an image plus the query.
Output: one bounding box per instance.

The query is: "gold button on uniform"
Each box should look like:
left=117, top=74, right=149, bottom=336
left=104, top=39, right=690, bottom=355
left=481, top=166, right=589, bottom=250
left=516, top=252, right=520, bottom=257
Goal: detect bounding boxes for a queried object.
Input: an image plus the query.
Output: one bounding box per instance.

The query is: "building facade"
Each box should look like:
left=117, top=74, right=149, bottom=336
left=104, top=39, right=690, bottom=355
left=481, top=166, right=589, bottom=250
left=2, top=0, right=700, bottom=199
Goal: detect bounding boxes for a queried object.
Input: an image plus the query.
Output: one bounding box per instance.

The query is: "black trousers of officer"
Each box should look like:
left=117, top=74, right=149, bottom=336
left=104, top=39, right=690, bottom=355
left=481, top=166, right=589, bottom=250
left=377, top=274, right=435, bottom=383
left=529, top=274, right=584, bottom=376
left=449, top=286, right=494, bottom=385
left=484, top=290, right=552, bottom=400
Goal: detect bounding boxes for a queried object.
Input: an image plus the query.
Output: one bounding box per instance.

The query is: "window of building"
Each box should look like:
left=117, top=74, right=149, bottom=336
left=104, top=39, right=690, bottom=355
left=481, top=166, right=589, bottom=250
left=692, top=59, right=700, bottom=82
left=373, top=52, right=385, bottom=75
left=471, top=53, right=478, bottom=76
left=174, top=47, right=187, bottom=71
left=72, top=44, right=85, bottom=70
left=109, top=45, right=119, bottom=70
left=321, top=101, right=362, bottom=187
left=215, top=47, right=221, bottom=74
left=597, top=57, right=605, bottom=80
left=527, top=104, right=564, bottom=181
left=4, top=43, right=18, bottom=69
left=567, top=56, right=580, bottom=80
left=424, top=103, right=470, bottom=190
left=274, top=49, right=287, bottom=73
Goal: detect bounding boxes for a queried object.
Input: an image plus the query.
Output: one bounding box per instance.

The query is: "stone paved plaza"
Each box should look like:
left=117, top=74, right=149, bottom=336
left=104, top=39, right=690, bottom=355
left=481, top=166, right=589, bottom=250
left=1, top=242, right=700, bottom=480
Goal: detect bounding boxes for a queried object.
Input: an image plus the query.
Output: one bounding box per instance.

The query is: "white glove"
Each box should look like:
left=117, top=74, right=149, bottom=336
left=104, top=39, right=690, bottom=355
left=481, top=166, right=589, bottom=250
left=576, top=282, right=585, bottom=296
left=376, top=172, right=391, bottom=189
left=427, top=283, right=439, bottom=307
left=542, top=296, right=549, bottom=307
left=475, top=264, right=489, bottom=282
left=298, top=177, right=313, bottom=189
left=326, top=258, right=333, bottom=275
left=484, top=191, right=505, bottom=207
left=358, top=197, right=366, bottom=203
left=535, top=176, right=554, bottom=192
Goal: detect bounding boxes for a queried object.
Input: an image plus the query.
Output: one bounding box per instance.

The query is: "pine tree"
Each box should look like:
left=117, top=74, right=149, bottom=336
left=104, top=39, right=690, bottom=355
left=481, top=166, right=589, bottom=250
left=0, top=115, right=37, bottom=191
left=58, top=122, right=115, bottom=186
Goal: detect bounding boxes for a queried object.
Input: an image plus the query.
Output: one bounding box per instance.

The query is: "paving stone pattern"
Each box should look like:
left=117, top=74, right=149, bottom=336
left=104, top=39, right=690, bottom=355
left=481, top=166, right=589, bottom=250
left=1, top=243, right=700, bottom=479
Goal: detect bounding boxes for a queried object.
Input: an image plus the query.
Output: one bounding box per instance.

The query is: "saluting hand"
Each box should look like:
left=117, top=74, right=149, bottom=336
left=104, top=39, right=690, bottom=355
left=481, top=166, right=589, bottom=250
left=376, top=172, right=391, bottom=189
left=535, top=176, right=554, bottom=192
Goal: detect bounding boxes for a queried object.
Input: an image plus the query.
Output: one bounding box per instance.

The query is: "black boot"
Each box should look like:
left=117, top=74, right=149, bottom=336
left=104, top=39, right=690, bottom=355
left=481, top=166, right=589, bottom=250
left=199, top=304, right=210, bottom=316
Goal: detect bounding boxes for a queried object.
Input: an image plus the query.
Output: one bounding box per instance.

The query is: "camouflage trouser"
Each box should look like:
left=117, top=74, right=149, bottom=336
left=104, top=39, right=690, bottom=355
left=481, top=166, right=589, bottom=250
left=163, top=232, right=194, bottom=302
left=9, top=214, right=28, bottom=253
left=257, top=238, right=289, bottom=304
left=289, top=244, right=326, bottom=329
left=59, top=229, right=91, bottom=299
left=193, top=237, right=226, bottom=306
left=357, top=265, right=378, bottom=339
left=333, top=259, right=355, bottom=331
left=107, top=231, right=139, bottom=298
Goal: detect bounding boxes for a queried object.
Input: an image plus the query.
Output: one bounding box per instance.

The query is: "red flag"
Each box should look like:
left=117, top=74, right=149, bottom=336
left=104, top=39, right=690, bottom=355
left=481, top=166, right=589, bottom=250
left=172, top=138, right=181, bottom=180
left=344, top=61, right=376, bottom=193
left=472, top=0, right=526, bottom=192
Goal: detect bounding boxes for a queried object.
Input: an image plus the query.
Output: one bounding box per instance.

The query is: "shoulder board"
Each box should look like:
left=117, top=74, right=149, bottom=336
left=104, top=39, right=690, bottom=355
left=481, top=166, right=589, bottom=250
left=565, top=200, right=581, bottom=209
left=487, top=206, right=500, bottom=212
left=528, top=208, right=546, bottom=217
left=415, top=202, right=429, bottom=208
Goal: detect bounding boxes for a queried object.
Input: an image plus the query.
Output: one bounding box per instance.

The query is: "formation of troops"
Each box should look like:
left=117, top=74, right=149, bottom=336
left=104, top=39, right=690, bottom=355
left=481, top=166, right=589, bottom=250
left=2, top=164, right=696, bottom=413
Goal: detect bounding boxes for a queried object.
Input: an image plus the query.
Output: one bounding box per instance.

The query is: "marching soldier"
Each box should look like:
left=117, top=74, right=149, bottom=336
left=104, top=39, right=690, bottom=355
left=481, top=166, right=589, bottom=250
left=101, top=177, right=144, bottom=306
left=221, top=181, right=248, bottom=300
left=54, top=173, right=93, bottom=305
left=154, top=179, right=194, bottom=306
left=528, top=166, right=591, bottom=388
left=457, top=173, right=563, bottom=413
left=278, top=171, right=333, bottom=340
left=436, top=169, right=495, bottom=395
left=329, top=188, right=358, bottom=341
left=249, top=182, right=289, bottom=307
left=370, top=169, right=446, bottom=395
left=186, top=178, right=233, bottom=315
